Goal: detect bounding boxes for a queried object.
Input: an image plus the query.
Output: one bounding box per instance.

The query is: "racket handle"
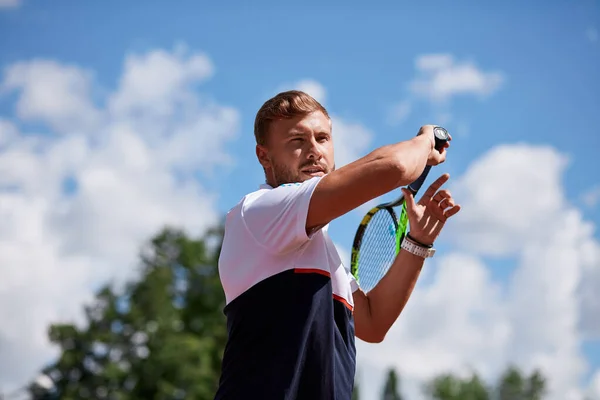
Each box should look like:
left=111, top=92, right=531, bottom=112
left=407, top=126, right=449, bottom=194
left=433, top=126, right=449, bottom=151
left=407, top=166, right=432, bottom=194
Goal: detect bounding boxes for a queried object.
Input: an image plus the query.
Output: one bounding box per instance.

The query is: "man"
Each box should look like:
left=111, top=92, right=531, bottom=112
left=214, top=90, right=461, bottom=399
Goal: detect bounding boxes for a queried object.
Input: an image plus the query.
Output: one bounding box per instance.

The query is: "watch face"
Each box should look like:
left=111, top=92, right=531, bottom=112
left=433, top=126, right=449, bottom=141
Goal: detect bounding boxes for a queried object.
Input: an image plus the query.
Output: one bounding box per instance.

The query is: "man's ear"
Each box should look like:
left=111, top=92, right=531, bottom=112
left=256, top=145, right=271, bottom=169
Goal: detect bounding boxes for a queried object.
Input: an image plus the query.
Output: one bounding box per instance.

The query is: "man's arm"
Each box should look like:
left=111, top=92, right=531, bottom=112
left=351, top=250, right=425, bottom=343
left=350, top=174, right=461, bottom=343
left=306, top=127, right=439, bottom=232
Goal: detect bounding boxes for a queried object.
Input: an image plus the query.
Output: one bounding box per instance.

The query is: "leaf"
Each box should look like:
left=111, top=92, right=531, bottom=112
left=30, top=226, right=227, bottom=400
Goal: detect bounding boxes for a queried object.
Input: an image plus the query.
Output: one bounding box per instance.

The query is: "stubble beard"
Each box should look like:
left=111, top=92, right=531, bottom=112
left=268, top=157, right=335, bottom=187
left=270, top=158, right=302, bottom=187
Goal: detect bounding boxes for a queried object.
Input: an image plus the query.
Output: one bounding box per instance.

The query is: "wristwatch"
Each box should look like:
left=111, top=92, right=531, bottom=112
left=401, top=235, right=436, bottom=258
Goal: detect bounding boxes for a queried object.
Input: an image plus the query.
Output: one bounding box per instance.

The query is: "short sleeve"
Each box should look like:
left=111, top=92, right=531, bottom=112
left=347, top=269, right=360, bottom=293
left=241, top=177, right=323, bottom=254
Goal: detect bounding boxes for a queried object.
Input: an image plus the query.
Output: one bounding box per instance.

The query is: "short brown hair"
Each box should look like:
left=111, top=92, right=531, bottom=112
left=254, top=90, right=330, bottom=145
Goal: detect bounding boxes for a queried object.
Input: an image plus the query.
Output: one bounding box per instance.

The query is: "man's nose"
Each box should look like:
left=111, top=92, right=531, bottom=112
left=306, top=137, right=323, bottom=159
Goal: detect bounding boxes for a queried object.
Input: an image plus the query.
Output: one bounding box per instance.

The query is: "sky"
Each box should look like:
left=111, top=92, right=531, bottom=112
left=0, top=0, right=599, bottom=399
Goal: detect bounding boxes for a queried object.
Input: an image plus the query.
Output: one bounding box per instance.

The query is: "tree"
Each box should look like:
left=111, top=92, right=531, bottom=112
left=28, top=226, right=227, bottom=400
left=525, top=370, right=546, bottom=400
left=382, top=368, right=403, bottom=400
left=425, top=372, right=490, bottom=400
left=352, top=381, right=360, bottom=400
left=498, top=366, right=524, bottom=400
left=425, top=366, right=547, bottom=400
left=497, top=365, right=546, bottom=400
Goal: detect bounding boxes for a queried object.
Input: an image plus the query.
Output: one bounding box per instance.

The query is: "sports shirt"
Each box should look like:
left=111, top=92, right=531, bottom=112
left=214, top=176, right=359, bottom=400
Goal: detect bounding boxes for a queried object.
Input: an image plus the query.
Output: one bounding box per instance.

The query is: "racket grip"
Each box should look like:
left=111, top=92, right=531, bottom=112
left=433, top=126, right=449, bottom=152
left=407, top=165, right=432, bottom=194
left=407, top=126, right=449, bottom=194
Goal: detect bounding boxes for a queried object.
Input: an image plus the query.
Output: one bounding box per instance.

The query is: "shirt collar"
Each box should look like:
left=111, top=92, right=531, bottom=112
left=260, top=177, right=320, bottom=190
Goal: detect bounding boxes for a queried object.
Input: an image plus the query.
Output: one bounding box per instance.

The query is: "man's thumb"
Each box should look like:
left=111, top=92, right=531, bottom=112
left=402, top=188, right=416, bottom=210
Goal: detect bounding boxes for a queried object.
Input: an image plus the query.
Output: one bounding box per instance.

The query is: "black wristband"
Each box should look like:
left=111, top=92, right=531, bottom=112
left=406, top=232, right=433, bottom=248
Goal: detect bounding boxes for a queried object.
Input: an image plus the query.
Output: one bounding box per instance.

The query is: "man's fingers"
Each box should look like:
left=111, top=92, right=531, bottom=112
left=444, top=204, right=461, bottom=219
left=401, top=188, right=417, bottom=212
left=433, top=189, right=451, bottom=203
left=439, top=197, right=455, bottom=209
left=419, top=173, right=450, bottom=203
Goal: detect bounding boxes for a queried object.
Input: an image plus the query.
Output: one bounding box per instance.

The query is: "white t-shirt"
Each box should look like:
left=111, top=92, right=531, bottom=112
left=218, top=176, right=359, bottom=309
left=215, top=176, right=360, bottom=399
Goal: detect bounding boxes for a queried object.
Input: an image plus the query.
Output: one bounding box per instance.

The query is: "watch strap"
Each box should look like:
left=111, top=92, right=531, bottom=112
left=406, top=232, right=433, bottom=248
left=401, top=236, right=436, bottom=258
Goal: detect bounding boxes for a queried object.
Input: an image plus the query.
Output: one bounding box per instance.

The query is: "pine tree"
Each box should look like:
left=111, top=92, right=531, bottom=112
left=382, top=368, right=403, bottom=400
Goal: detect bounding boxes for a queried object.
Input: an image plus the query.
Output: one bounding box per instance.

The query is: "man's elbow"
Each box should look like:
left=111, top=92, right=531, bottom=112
left=357, top=325, right=387, bottom=344
left=363, top=333, right=386, bottom=344
left=374, top=146, right=418, bottom=187
left=386, top=135, right=432, bottom=185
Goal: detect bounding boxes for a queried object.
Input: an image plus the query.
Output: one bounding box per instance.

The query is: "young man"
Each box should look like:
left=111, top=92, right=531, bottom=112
left=214, top=91, right=461, bottom=399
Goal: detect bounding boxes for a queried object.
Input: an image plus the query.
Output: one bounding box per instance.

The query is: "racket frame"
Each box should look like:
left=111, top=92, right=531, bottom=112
left=349, top=187, right=413, bottom=282
left=349, top=127, right=449, bottom=283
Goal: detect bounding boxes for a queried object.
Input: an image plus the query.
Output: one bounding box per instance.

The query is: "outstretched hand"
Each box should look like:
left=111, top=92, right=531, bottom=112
left=400, top=173, right=461, bottom=246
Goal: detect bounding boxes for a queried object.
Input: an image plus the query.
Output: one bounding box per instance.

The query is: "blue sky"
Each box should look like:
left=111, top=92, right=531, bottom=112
left=1, top=0, right=600, bottom=399
left=3, top=0, right=598, bottom=214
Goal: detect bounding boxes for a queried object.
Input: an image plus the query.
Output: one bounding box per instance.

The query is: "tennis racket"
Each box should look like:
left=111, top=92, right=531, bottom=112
left=349, top=127, right=450, bottom=293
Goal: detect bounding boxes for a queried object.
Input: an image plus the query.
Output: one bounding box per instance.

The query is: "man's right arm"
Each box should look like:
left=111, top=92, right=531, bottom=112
left=306, top=126, right=442, bottom=232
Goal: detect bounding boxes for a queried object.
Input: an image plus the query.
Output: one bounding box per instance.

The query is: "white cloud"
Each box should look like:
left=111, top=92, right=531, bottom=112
left=295, top=79, right=327, bottom=105
left=0, top=45, right=239, bottom=392
left=384, top=54, right=504, bottom=136
left=582, top=185, right=600, bottom=208
left=410, top=53, right=505, bottom=103
left=0, top=0, right=20, bottom=9
left=448, top=144, right=568, bottom=257
left=579, top=237, right=600, bottom=338
left=588, top=371, right=600, bottom=399
left=331, top=116, right=373, bottom=168
left=109, top=44, right=214, bottom=117
left=277, top=79, right=327, bottom=105
left=0, top=118, right=18, bottom=146
left=356, top=254, right=509, bottom=400
left=415, top=54, right=455, bottom=71
left=353, top=143, right=600, bottom=400
left=2, top=60, right=102, bottom=133
left=386, top=100, right=411, bottom=126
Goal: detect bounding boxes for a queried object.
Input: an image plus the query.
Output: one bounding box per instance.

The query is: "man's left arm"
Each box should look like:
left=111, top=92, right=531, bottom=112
left=352, top=249, right=426, bottom=343
left=351, top=173, right=461, bottom=343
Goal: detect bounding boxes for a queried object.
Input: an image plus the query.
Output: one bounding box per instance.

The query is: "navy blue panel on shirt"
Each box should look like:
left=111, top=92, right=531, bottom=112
left=214, top=269, right=356, bottom=400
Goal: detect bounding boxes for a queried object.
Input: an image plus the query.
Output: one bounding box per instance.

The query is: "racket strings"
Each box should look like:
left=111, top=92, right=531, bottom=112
left=355, top=209, right=398, bottom=293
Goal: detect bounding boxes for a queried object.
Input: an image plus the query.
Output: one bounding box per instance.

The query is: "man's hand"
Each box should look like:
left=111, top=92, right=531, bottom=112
left=352, top=173, right=461, bottom=343
left=401, top=173, right=461, bottom=246
left=416, top=125, right=452, bottom=166
left=352, top=173, right=460, bottom=342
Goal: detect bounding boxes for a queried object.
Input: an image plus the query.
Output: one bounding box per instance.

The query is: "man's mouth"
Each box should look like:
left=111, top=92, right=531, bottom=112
left=301, top=166, right=325, bottom=175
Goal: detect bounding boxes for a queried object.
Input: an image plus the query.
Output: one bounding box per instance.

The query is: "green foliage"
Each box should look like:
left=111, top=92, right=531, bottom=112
left=352, top=381, right=360, bottom=400
left=382, top=368, right=404, bottom=400
left=498, top=365, right=546, bottom=400
left=25, top=222, right=552, bottom=400
left=426, top=373, right=489, bottom=400
left=31, top=226, right=227, bottom=400
left=425, top=366, right=547, bottom=400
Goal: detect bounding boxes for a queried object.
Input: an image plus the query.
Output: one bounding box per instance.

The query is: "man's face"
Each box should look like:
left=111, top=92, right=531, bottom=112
left=256, top=111, right=335, bottom=187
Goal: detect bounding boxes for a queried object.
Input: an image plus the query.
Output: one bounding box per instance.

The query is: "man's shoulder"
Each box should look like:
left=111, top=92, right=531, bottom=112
left=223, top=177, right=324, bottom=237
left=228, top=178, right=319, bottom=213
left=224, top=186, right=269, bottom=219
